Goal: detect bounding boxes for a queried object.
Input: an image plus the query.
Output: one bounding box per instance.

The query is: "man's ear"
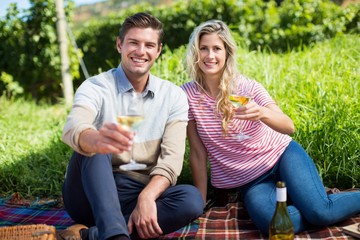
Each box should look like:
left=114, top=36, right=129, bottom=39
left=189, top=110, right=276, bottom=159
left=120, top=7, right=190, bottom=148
left=116, top=37, right=122, bottom=54
left=156, top=43, right=163, bottom=58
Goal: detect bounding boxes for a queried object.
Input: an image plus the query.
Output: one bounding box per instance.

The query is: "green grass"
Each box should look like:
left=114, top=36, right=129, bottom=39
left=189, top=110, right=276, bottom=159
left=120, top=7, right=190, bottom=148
left=235, top=35, right=360, bottom=188
left=0, top=99, right=71, bottom=198
left=1, top=34, right=359, bottom=199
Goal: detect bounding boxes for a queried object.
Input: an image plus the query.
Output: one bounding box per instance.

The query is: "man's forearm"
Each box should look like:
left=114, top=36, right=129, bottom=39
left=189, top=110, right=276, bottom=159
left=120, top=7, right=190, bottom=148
left=138, top=175, right=170, bottom=202
left=78, top=128, right=100, bottom=154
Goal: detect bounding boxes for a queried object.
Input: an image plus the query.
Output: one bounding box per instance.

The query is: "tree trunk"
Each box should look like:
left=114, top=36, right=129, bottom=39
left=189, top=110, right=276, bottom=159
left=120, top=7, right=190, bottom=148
left=55, top=0, right=73, bottom=106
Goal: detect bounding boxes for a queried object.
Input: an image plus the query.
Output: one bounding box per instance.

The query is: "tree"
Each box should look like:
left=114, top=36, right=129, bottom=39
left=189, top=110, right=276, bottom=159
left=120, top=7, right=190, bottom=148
left=0, top=0, right=78, bottom=102
left=55, top=0, right=74, bottom=105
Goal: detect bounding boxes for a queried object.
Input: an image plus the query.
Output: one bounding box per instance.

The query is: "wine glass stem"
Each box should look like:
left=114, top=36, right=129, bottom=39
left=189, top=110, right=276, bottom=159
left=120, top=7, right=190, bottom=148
left=239, top=121, right=244, bottom=135
left=131, top=131, right=135, bottom=162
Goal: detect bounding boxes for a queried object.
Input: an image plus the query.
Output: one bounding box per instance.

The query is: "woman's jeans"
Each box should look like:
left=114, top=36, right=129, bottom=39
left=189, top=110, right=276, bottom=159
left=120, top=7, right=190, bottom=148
left=241, top=140, right=360, bottom=235
left=62, top=152, right=204, bottom=240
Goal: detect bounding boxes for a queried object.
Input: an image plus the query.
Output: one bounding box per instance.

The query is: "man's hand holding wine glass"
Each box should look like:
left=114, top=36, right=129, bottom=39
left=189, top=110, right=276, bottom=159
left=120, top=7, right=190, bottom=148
left=77, top=123, right=133, bottom=155
left=97, top=122, right=134, bottom=154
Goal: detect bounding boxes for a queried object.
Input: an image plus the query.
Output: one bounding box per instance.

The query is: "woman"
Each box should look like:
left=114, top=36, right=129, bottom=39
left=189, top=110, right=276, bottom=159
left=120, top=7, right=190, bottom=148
left=181, top=19, right=360, bottom=235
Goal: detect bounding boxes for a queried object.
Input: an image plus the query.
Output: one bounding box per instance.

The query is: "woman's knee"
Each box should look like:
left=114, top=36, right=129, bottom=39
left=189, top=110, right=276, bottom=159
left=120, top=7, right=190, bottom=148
left=244, top=200, right=274, bottom=235
left=242, top=182, right=277, bottom=235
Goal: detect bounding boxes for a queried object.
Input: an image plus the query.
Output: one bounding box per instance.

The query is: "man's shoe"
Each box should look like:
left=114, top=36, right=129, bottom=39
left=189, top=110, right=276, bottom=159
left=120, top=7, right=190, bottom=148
left=56, top=224, right=88, bottom=240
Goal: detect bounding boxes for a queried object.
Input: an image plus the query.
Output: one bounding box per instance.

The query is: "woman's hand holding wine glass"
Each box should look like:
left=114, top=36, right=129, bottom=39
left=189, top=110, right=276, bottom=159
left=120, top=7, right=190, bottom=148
left=229, top=80, right=253, bottom=141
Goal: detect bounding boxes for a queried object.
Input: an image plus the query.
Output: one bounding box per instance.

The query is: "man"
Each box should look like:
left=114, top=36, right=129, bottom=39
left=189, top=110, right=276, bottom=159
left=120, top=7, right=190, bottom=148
left=59, top=12, right=203, bottom=240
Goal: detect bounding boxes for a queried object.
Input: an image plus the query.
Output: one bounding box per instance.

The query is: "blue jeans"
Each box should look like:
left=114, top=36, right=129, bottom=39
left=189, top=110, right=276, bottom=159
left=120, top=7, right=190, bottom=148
left=241, top=140, right=360, bottom=235
left=62, top=152, right=204, bottom=240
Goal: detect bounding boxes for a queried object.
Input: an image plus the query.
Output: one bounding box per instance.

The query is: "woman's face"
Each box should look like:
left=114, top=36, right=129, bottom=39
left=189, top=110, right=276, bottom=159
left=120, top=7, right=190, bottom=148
left=198, top=33, right=226, bottom=80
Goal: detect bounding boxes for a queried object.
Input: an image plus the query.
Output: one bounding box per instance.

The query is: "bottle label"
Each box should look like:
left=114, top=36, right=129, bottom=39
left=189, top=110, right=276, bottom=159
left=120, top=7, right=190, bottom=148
left=276, top=187, right=286, bottom=202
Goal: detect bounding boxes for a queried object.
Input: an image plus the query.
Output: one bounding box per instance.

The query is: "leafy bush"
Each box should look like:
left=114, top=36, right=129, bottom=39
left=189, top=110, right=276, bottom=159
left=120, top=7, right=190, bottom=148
left=0, top=72, right=24, bottom=99
left=1, top=0, right=359, bottom=101
left=0, top=0, right=79, bottom=102
left=73, top=0, right=360, bottom=87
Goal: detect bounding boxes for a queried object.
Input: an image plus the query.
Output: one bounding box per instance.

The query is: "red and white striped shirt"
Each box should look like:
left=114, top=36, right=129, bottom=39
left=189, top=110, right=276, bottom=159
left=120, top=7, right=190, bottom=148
left=181, top=75, right=292, bottom=188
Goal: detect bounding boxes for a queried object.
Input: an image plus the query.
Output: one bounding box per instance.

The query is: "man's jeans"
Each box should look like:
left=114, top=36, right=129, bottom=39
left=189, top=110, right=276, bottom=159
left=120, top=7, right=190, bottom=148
left=241, top=140, right=360, bottom=235
left=62, top=152, right=204, bottom=240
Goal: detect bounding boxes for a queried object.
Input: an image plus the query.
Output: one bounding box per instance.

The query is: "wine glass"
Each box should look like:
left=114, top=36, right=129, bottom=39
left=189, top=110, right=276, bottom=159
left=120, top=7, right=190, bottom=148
left=228, top=81, right=252, bottom=141
left=117, top=91, right=147, bottom=171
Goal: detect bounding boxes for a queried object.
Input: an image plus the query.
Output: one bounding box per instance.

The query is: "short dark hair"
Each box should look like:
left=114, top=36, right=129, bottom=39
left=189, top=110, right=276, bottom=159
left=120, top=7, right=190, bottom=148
left=119, top=12, right=164, bottom=45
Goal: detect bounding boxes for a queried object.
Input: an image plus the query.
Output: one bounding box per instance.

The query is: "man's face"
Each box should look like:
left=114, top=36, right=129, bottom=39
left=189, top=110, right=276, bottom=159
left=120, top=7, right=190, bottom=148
left=116, top=27, right=162, bottom=83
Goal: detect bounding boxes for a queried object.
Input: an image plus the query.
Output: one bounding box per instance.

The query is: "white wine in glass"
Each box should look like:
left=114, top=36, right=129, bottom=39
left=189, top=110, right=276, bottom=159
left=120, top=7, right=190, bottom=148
left=117, top=92, right=147, bottom=171
left=228, top=91, right=252, bottom=141
left=229, top=95, right=251, bottom=108
left=117, top=115, right=144, bottom=130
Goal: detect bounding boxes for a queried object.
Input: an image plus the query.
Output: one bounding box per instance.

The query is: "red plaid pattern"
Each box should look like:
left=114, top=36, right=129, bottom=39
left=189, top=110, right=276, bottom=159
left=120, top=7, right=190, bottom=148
left=195, top=202, right=360, bottom=240
left=1, top=195, right=359, bottom=239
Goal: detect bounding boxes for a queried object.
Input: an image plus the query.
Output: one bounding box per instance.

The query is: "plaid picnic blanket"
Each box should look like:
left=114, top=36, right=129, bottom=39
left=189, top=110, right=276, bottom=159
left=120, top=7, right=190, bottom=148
left=196, top=202, right=360, bottom=240
left=0, top=195, right=75, bottom=230
left=0, top=194, right=197, bottom=238
left=1, top=194, right=359, bottom=239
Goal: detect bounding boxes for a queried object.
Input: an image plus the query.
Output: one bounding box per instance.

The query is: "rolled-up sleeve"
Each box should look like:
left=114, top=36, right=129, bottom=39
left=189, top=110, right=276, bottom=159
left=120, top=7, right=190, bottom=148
left=149, top=88, right=189, bottom=185
left=150, top=120, right=187, bottom=185
left=62, top=104, right=97, bottom=156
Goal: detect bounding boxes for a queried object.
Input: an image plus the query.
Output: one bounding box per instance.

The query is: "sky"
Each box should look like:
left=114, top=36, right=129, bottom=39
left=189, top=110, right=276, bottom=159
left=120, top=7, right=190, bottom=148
left=0, top=0, right=104, bottom=17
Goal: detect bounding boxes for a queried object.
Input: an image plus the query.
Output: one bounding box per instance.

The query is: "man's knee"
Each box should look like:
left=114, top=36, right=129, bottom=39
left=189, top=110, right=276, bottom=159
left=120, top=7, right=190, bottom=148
left=174, top=184, right=204, bottom=217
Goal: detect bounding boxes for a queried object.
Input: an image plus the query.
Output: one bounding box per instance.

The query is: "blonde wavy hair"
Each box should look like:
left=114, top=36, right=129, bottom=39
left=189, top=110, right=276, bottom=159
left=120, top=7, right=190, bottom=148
left=186, top=20, right=239, bottom=135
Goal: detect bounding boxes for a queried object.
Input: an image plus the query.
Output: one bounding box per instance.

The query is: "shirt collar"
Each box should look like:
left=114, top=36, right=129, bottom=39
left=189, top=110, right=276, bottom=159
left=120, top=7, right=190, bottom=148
left=115, top=64, right=155, bottom=98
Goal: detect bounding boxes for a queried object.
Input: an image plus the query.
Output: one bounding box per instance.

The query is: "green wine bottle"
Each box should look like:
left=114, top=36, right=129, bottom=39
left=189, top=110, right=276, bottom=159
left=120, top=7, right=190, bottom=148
left=269, top=181, right=294, bottom=240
